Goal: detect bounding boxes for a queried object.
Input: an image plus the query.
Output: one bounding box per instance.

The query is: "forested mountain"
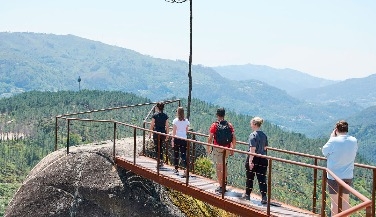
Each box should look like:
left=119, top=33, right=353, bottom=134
left=290, top=74, right=376, bottom=108
left=212, top=64, right=338, bottom=94
left=347, top=106, right=376, bottom=164
left=0, top=90, right=373, bottom=215
left=0, top=32, right=364, bottom=136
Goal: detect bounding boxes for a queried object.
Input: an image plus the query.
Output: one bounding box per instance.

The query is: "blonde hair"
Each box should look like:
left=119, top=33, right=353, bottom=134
left=177, top=107, right=185, bottom=121
left=251, top=117, right=264, bottom=127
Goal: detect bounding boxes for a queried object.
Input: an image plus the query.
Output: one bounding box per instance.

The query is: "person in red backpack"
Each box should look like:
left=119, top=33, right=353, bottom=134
left=206, top=108, right=236, bottom=193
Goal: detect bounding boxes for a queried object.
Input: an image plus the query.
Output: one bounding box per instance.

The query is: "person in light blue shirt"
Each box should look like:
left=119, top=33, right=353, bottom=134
left=322, top=120, right=358, bottom=216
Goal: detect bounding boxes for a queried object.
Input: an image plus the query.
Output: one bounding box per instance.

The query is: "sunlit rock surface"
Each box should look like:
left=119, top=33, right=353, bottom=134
left=5, top=137, right=184, bottom=217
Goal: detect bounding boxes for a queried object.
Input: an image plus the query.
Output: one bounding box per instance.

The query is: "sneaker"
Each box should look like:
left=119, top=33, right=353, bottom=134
left=181, top=170, right=188, bottom=178
left=215, top=187, right=227, bottom=193
left=173, top=169, right=179, bottom=174
left=156, top=161, right=164, bottom=168
left=241, top=193, right=250, bottom=201
left=261, top=196, right=267, bottom=204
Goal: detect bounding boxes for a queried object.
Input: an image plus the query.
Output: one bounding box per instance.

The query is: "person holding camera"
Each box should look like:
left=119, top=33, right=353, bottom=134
left=322, top=120, right=358, bottom=216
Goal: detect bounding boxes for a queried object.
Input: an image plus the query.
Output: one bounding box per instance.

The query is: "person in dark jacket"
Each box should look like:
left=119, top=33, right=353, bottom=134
left=149, top=102, right=169, bottom=167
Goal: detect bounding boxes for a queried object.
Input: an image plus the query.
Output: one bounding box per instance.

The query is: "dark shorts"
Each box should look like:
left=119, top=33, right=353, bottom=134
left=327, top=179, right=353, bottom=194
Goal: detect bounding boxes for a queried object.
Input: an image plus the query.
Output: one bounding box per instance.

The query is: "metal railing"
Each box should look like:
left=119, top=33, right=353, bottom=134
left=54, top=101, right=373, bottom=216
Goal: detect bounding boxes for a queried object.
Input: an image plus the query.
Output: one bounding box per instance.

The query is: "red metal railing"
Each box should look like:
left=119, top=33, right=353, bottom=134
left=55, top=101, right=373, bottom=216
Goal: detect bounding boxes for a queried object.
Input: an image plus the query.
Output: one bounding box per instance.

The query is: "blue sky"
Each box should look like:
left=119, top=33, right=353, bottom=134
left=1, top=0, right=375, bottom=80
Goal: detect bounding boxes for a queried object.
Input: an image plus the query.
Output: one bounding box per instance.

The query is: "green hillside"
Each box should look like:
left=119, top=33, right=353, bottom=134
left=0, top=90, right=372, bottom=215
left=0, top=32, right=363, bottom=136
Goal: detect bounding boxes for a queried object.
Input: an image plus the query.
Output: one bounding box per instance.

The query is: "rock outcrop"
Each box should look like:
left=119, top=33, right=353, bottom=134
left=5, top=137, right=184, bottom=217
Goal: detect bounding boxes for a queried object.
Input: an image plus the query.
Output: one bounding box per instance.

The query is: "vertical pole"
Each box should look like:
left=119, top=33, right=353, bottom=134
left=267, top=159, right=272, bottom=216
left=55, top=116, right=58, bottom=151
left=133, top=128, right=137, bottom=165
left=157, top=134, right=161, bottom=175
left=338, top=183, right=343, bottom=214
left=321, top=170, right=327, bottom=217
left=142, top=122, right=146, bottom=156
left=312, top=158, right=318, bottom=213
left=221, top=148, right=226, bottom=199
left=165, top=133, right=169, bottom=165
left=113, top=122, right=116, bottom=160
left=66, top=119, right=70, bottom=155
left=372, top=168, right=376, bottom=217
left=186, top=141, right=190, bottom=186
left=186, top=0, right=192, bottom=120
left=192, top=134, right=196, bottom=173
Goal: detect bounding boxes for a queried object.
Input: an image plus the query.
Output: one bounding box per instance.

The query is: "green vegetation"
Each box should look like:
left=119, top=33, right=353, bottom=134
left=0, top=32, right=365, bottom=137
left=0, top=90, right=374, bottom=215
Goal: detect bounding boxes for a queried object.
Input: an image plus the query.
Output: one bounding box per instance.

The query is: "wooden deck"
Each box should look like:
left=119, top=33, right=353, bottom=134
left=115, top=155, right=319, bottom=217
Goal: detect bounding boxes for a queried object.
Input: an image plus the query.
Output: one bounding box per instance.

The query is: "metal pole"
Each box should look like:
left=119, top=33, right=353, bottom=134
left=142, top=122, right=146, bottom=156
left=192, top=134, right=196, bottom=173
left=321, top=170, right=327, bottom=217
left=221, top=149, right=226, bottom=199
left=113, top=122, right=116, bottom=160
left=372, top=168, right=376, bottom=217
left=267, top=159, right=272, bottom=216
left=66, top=119, right=70, bottom=155
left=338, top=183, right=343, bottom=214
left=134, top=128, right=137, bottom=165
left=157, top=134, right=161, bottom=175
left=55, top=116, right=58, bottom=151
left=313, top=158, right=318, bottom=213
left=186, top=140, right=190, bottom=186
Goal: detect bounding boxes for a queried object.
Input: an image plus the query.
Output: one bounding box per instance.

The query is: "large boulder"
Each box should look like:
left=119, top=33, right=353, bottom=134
left=5, top=137, right=184, bottom=217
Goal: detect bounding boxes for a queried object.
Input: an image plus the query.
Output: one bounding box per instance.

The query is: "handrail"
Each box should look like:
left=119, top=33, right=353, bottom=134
left=60, top=116, right=373, bottom=216
left=266, top=146, right=376, bottom=216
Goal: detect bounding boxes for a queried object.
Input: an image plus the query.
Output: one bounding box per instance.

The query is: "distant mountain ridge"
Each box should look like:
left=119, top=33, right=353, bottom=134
left=0, top=32, right=366, bottom=136
left=290, top=74, right=376, bottom=108
left=212, top=64, right=338, bottom=94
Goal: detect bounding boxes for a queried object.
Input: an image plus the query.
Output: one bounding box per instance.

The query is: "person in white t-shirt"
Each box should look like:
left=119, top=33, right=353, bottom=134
left=172, top=107, right=190, bottom=177
left=322, top=120, right=358, bottom=216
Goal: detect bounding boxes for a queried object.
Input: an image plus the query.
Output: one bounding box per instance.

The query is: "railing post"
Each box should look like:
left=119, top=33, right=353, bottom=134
left=157, top=134, right=161, bottom=175
left=142, top=122, right=146, bottom=156
left=366, top=206, right=372, bottom=217
left=313, top=158, right=318, bottom=213
left=266, top=159, right=272, bottom=216
left=55, top=116, right=58, bottom=151
left=372, top=168, right=376, bottom=217
left=267, top=159, right=272, bottom=216
left=221, top=148, right=226, bottom=199
left=165, top=134, right=169, bottom=165
left=192, top=134, right=196, bottom=174
left=321, top=170, right=327, bottom=217
left=186, top=140, right=190, bottom=186
left=133, top=128, right=137, bottom=165
left=66, top=119, right=70, bottom=155
left=338, top=183, right=343, bottom=214
left=113, top=122, right=116, bottom=160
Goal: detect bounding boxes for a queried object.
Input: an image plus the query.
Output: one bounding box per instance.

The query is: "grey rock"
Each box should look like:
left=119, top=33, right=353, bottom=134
left=5, top=137, right=184, bottom=217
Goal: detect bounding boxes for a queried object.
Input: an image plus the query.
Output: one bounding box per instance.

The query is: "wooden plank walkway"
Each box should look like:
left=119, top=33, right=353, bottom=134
left=116, top=155, right=319, bottom=217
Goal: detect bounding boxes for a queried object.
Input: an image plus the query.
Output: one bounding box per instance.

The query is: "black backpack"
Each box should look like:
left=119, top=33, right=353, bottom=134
left=215, top=120, right=233, bottom=146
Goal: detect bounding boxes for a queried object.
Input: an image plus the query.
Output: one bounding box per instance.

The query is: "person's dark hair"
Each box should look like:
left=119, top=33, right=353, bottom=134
left=335, top=120, right=348, bottom=133
left=156, top=102, right=164, bottom=112
left=216, top=108, right=225, bottom=117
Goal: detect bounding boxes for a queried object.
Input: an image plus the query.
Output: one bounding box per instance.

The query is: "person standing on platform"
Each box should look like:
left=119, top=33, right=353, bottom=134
left=322, top=120, right=358, bottom=216
left=207, top=108, right=236, bottom=194
left=149, top=102, right=169, bottom=167
left=171, top=107, right=190, bottom=177
left=243, top=117, right=268, bottom=204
